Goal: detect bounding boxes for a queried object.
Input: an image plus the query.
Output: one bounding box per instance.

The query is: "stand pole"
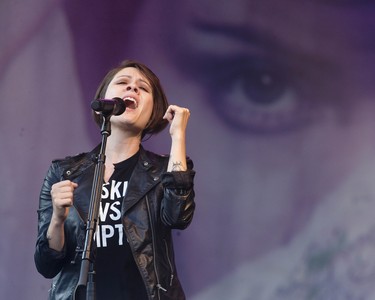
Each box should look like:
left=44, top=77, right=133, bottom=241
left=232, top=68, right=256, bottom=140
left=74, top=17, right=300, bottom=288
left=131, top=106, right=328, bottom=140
left=73, top=114, right=112, bottom=300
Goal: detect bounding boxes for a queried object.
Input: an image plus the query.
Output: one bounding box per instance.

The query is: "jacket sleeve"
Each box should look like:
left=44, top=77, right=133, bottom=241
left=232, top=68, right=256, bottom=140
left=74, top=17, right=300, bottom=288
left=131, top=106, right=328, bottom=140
left=160, top=158, right=196, bottom=229
left=34, top=162, right=69, bottom=278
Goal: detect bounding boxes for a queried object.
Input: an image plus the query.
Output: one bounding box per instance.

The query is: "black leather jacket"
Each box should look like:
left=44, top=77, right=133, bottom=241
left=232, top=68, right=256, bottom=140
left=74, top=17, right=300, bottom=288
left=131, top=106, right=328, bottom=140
left=34, top=146, right=195, bottom=300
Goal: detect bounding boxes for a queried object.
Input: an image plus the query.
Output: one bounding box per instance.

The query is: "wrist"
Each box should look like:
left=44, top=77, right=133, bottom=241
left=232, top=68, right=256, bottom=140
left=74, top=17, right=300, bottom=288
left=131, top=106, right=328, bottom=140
left=47, top=216, right=65, bottom=251
left=50, top=213, right=66, bottom=227
left=170, top=130, right=186, bottom=141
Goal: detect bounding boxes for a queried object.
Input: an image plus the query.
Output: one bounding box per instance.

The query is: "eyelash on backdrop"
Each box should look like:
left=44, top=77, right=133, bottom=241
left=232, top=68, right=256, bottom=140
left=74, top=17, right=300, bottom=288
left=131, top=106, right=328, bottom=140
left=203, top=57, right=326, bottom=135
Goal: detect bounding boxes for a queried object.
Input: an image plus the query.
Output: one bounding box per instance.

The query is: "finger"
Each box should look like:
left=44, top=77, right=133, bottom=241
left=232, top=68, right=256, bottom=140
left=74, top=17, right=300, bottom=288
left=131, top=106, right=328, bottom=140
left=52, top=181, right=78, bottom=191
left=51, top=187, right=75, bottom=199
left=163, top=111, right=174, bottom=122
left=183, top=108, right=190, bottom=117
left=51, top=181, right=77, bottom=206
left=53, top=190, right=74, bottom=202
left=163, top=107, right=175, bottom=122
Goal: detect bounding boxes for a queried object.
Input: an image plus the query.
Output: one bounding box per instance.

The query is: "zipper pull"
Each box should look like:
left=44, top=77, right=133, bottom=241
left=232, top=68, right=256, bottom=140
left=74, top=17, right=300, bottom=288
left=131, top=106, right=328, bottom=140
left=157, top=284, right=167, bottom=292
left=170, top=274, right=174, bottom=286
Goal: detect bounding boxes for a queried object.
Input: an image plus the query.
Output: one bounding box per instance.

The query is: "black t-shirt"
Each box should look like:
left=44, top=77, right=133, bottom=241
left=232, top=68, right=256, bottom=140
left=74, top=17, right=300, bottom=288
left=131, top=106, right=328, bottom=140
left=94, top=151, right=148, bottom=300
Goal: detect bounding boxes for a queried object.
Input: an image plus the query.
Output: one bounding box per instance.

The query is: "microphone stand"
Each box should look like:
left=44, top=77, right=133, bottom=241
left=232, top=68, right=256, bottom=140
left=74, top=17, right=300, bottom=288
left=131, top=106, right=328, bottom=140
left=74, top=113, right=113, bottom=300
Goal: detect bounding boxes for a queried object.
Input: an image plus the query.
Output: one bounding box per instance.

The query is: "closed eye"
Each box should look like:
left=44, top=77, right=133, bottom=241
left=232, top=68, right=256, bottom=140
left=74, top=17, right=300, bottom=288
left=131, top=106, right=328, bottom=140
left=139, top=85, right=150, bottom=92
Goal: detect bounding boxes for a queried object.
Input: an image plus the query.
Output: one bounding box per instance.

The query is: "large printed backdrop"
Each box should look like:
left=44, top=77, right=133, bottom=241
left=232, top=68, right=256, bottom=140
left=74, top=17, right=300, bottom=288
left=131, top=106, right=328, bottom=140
left=2, top=1, right=375, bottom=299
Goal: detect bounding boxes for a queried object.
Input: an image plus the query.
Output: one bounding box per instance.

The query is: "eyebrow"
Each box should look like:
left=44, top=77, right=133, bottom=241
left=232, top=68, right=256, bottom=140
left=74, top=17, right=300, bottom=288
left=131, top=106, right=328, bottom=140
left=191, top=21, right=294, bottom=66
left=316, top=0, right=375, bottom=6
left=193, top=20, right=339, bottom=71
left=192, top=21, right=276, bottom=51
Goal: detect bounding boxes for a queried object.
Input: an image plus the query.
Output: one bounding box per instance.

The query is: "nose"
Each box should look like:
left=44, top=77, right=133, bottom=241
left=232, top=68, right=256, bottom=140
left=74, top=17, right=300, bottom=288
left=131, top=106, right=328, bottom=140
left=126, top=85, right=139, bottom=94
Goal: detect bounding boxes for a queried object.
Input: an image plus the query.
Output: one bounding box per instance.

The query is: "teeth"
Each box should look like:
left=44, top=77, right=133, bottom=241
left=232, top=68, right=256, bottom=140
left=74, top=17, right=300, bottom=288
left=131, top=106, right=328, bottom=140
left=124, top=97, right=138, bottom=108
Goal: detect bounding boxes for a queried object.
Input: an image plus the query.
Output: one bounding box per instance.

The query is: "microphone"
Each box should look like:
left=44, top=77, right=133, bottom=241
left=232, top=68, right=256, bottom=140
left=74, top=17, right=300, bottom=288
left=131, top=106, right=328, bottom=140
left=91, top=97, right=126, bottom=116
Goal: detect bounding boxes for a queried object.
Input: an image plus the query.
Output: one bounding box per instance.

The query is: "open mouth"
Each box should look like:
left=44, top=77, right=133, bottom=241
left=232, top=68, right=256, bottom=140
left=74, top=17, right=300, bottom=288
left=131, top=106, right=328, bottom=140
left=123, top=97, right=138, bottom=109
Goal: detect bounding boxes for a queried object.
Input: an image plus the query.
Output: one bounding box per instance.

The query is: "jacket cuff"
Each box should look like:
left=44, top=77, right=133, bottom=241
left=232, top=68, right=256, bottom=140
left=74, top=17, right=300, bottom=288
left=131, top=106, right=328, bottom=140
left=40, top=232, right=67, bottom=260
left=161, top=170, right=195, bottom=189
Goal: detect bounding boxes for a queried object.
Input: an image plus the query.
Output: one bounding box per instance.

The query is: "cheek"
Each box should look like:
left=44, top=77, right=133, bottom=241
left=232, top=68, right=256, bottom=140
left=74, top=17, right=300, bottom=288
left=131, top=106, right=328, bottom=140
left=104, top=90, right=116, bottom=99
left=104, top=83, right=122, bottom=99
left=142, top=97, right=154, bottom=119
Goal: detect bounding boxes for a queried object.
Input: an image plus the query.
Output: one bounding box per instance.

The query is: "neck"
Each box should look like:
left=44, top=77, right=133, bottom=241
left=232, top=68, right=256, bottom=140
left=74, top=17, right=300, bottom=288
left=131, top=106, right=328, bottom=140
left=105, top=132, right=141, bottom=164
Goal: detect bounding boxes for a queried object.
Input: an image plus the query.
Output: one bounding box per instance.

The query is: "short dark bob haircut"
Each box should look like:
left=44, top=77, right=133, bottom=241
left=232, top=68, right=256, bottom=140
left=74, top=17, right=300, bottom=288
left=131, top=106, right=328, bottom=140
left=93, top=60, right=169, bottom=138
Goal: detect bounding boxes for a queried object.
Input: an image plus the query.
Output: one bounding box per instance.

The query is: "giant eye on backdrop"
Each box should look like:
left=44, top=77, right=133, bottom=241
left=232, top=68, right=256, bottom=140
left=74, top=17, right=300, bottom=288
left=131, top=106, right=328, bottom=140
left=204, top=58, right=318, bottom=134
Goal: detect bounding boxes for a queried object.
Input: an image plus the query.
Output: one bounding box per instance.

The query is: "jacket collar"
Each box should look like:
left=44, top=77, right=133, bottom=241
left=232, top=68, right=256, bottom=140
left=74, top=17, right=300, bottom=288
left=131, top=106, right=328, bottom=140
left=66, top=144, right=168, bottom=219
left=122, top=146, right=167, bottom=214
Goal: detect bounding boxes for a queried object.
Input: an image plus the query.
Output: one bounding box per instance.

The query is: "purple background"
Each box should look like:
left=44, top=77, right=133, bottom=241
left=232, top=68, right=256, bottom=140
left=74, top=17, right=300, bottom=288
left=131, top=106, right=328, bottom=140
left=2, top=1, right=375, bottom=299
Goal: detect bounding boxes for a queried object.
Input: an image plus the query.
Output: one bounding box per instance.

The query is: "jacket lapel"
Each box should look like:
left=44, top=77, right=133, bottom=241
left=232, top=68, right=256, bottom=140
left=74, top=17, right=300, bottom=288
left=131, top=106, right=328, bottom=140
left=122, top=148, right=164, bottom=214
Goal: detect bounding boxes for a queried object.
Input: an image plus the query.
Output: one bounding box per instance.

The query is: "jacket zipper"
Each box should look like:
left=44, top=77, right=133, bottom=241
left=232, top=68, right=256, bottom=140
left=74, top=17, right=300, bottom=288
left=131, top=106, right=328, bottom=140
left=163, top=239, right=174, bottom=286
left=146, top=195, right=167, bottom=297
left=122, top=221, right=155, bottom=299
